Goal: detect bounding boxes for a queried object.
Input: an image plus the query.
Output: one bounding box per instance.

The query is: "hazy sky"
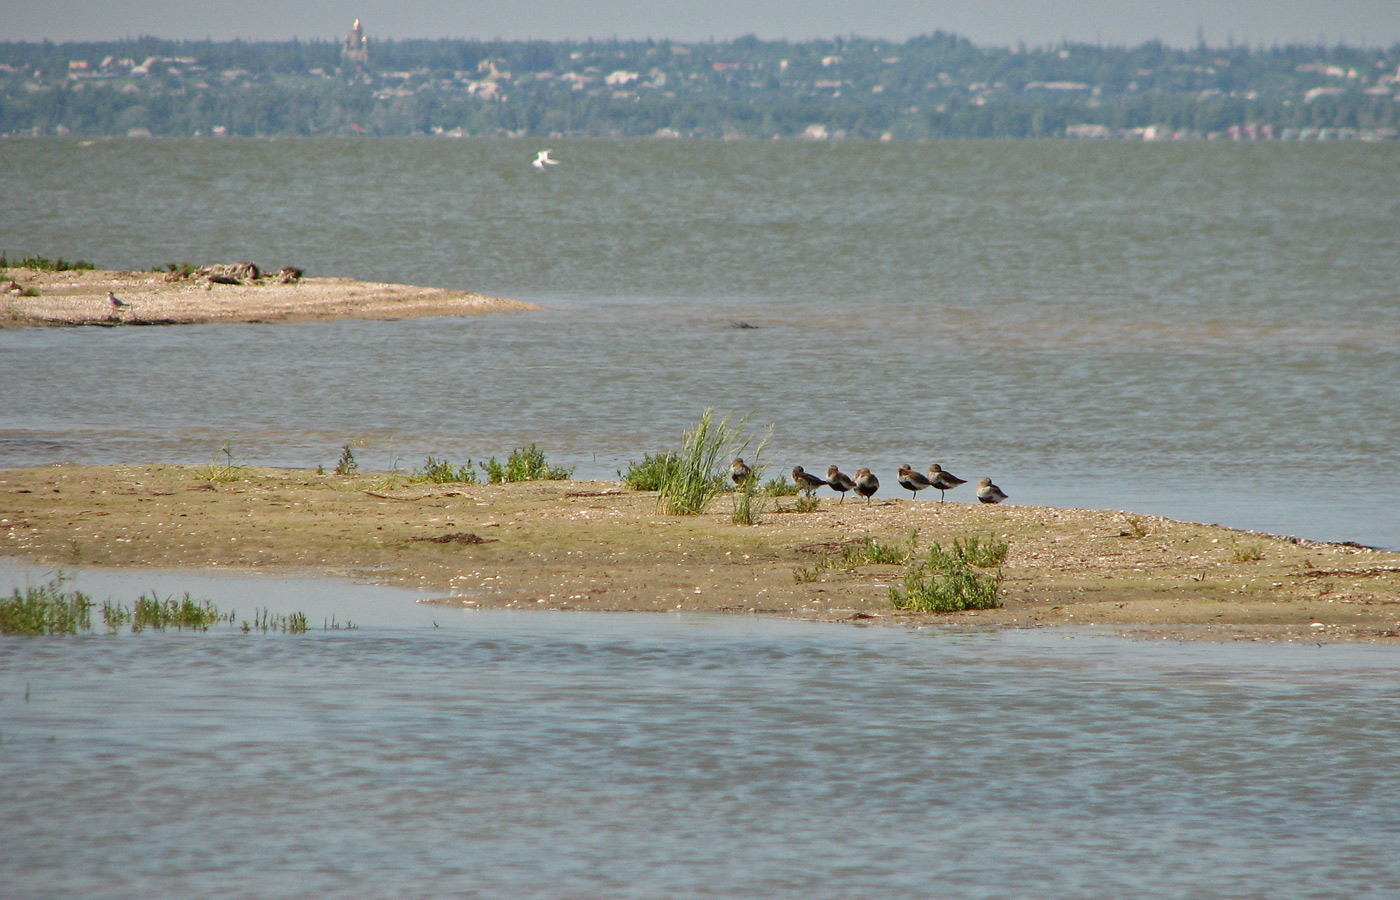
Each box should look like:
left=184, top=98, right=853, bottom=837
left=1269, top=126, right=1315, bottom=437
left=3, top=1, right=1398, bottom=48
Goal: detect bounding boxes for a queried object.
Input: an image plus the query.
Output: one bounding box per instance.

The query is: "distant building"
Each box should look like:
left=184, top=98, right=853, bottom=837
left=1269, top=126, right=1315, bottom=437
left=342, top=19, right=369, bottom=68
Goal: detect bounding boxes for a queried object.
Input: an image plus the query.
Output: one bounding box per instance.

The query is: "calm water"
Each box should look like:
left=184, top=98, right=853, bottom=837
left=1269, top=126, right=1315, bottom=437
left=3, top=564, right=1400, bottom=899
left=2, top=138, right=1398, bottom=549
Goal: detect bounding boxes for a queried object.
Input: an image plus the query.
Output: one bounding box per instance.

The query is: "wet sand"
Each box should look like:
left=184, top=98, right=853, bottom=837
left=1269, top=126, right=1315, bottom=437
left=4, top=464, right=1399, bottom=642
left=1, top=267, right=539, bottom=327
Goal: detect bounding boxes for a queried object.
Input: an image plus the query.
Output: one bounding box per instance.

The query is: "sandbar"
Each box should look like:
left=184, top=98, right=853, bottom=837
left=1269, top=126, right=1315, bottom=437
left=4, top=464, right=1398, bottom=643
left=1, top=266, right=539, bottom=327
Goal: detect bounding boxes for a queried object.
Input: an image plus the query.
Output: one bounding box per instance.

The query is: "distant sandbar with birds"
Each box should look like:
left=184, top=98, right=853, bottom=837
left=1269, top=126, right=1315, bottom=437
left=1, top=265, right=538, bottom=327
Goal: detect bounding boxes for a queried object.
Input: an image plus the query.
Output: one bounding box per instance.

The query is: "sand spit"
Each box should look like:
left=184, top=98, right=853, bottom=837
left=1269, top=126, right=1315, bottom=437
left=1, top=267, right=540, bottom=327
left=4, top=464, right=1399, bottom=643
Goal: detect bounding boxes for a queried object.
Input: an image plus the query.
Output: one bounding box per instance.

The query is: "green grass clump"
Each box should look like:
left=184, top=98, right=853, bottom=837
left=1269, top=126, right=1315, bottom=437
left=1231, top=540, right=1265, bottom=562
left=890, top=536, right=1006, bottom=613
left=118, top=592, right=233, bottom=632
left=199, top=444, right=246, bottom=483
left=411, top=455, right=479, bottom=484
left=932, top=533, right=1008, bottom=569
left=762, top=476, right=801, bottom=496
left=656, top=409, right=750, bottom=516
left=0, top=580, right=93, bottom=635
left=620, top=453, right=682, bottom=491
left=840, top=530, right=919, bottom=567
left=241, top=608, right=309, bottom=634
left=334, top=444, right=359, bottom=476
left=0, top=253, right=96, bottom=272
left=481, top=444, right=573, bottom=483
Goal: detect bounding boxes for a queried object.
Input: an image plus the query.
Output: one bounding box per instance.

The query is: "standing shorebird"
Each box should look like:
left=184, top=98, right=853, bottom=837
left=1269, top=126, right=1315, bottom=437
left=532, top=149, right=560, bottom=170
left=107, top=291, right=128, bottom=308
left=791, top=465, right=827, bottom=495
left=926, top=464, right=967, bottom=503
left=897, top=464, right=932, bottom=500
left=852, top=467, right=879, bottom=505
left=976, top=477, right=1008, bottom=504
left=826, top=466, right=855, bottom=503
left=730, top=458, right=753, bottom=486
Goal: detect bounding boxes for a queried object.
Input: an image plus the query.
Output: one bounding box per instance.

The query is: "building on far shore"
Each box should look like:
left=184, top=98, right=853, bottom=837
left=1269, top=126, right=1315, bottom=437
left=342, top=19, right=369, bottom=68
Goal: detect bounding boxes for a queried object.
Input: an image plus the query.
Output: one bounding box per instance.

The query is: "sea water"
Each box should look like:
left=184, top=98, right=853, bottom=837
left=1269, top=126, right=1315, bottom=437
left=2, top=138, right=1397, bottom=547
left=2, top=564, right=1399, bottom=899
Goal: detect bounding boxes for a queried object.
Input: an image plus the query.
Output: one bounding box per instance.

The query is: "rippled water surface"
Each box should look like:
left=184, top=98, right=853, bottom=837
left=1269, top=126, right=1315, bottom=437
left=2, top=138, right=1398, bottom=547
left=3, top=565, right=1400, bottom=899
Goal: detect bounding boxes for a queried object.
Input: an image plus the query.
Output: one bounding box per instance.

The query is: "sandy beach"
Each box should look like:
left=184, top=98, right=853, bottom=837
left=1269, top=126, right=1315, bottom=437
left=4, top=463, right=1398, bottom=642
left=1, top=266, right=540, bottom=327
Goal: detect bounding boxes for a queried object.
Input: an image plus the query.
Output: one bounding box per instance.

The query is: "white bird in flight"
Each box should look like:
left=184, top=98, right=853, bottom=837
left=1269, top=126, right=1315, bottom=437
left=532, top=149, right=559, bottom=170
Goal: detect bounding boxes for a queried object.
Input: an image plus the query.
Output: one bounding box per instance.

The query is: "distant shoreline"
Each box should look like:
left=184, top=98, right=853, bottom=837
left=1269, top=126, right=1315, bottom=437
left=1, top=267, right=539, bottom=328
left=5, top=463, right=1399, bottom=643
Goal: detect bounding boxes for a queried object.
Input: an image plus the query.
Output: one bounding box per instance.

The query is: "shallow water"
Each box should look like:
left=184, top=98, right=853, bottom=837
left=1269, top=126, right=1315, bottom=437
left=3, top=562, right=1400, bottom=899
left=2, top=138, right=1398, bottom=548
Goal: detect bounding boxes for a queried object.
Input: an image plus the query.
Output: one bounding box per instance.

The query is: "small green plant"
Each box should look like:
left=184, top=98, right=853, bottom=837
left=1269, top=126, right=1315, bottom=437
left=0, top=253, right=96, bottom=272
left=163, top=262, right=199, bottom=278
left=480, top=444, right=573, bottom=483
left=787, top=493, right=821, bottom=513
left=334, top=444, right=359, bottom=476
left=762, top=476, right=801, bottom=497
left=0, top=579, right=92, bottom=635
left=412, top=455, right=478, bottom=484
left=889, top=535, right=1008, bottom=613
left=3, top=579, right=312, bottom=636
left=839, top=530, right=919, bottom=567
left=620, top=452, right=682, bottom=491
left=199, top=444, right=246, bottom=483
left=1231, top=540, right=1265, bottom=562
left=732, top=480, right=764, bottom=525
left=241, top=608, right=309, bottom=634
left=119, top=592, right=233, bottom=632
left=890, top=563, right=1004, bottom=613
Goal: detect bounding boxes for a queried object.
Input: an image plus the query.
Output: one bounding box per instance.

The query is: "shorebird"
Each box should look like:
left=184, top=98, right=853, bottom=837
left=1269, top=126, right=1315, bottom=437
left=853, top=467, right=879, bottom=505
left=730, top=458, right=753, bottom=486
left=532, top=149, right=559, bottom=170
left=107, top=291, right=129, bottom=308
left=976, top=477, right=1008, bottom=504
left=826, top=466, right=855, bottom=503
left=791, top=465, right=827, bottom=495
left=897, top=464, right=932, bottom=500
left=926, top=464, right=967, bottom=503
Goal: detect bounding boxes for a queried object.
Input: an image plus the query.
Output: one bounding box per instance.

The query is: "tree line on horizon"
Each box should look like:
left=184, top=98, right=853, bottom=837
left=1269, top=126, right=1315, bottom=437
left=2, top=32, right=1397, bottom=139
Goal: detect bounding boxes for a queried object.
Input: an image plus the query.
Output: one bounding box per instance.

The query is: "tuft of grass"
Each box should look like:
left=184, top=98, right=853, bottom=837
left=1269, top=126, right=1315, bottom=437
left=1231, top=540, right=1265, bottom=562
left=620, top=452, right=682, bottom=492
left=199, top=443, right=246, bottom=483
left=334, top=444, right=359, bottom=476
left=3, top=578, right=311, bottom=636
left=840, top=530, right=919, bottom=567
left=656, top=409, right=752, bottom=516
left=889, top=535, right=1007, bottom=613
left=0, top=253, right=96, bottom=272
left=241, top=608, right=309, bottom=634
left=411, top=455, right=479, bottom=484
left=786, top=493, right=821, bottom=513
left=0, top=579, right=92, bottom=635
left=762, top=476, right=801, bottom=497
left=121, top=592, right=233, bottom=632
left=482, top=444, right=573, bottom=483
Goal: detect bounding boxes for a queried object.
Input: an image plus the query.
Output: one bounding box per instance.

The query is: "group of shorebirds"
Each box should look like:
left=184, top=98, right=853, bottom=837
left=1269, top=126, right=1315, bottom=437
left=728, top=459, right=1008, bottom=505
